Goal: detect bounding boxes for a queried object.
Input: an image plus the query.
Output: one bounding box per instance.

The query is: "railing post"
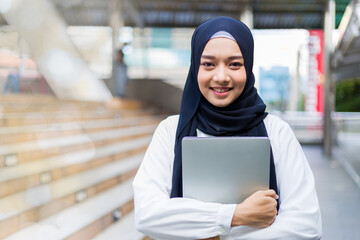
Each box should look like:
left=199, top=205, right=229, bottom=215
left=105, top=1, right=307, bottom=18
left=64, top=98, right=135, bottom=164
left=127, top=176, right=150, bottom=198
left=323, top=0, right=336, bottom=156
left=240, top=3, right=253, bottom=29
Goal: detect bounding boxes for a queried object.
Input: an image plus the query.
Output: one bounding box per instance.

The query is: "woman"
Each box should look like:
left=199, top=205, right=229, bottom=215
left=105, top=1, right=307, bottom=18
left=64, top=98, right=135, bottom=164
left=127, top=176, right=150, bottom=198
left=133, top=16, right=322, bottom=239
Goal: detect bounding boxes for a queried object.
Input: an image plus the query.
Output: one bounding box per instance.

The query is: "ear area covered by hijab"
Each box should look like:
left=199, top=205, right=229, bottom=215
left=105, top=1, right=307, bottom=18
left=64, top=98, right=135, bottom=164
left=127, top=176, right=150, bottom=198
left=171, top=17, right=278, bottom=205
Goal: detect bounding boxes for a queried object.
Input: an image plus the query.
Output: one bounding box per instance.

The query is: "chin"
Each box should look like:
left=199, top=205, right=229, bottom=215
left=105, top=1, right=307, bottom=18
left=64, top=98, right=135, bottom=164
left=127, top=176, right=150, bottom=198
left=211, top=101, right=230, bottom=108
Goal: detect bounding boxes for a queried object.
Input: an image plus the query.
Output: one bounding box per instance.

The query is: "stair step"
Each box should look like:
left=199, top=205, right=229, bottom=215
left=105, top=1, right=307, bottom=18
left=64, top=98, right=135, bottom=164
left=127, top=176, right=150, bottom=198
left=0, top=110, right=154, bottom=127
left=0, top=124, right=156, bottom=157
left=0, top=136, right=151, bottom=197
left=0, top=95, right=141, bottom=111
left=0, top=132, right=148, bottom=168
left=0, top=124, right=156, bottom=168
left=0, top=108, right=148, bottom=118
left=0, top=154, right=143, bottom=238
left=1, top=103, right=105, bottom=113
left=0, top=116, right=162, bottom=144
left=1, top=100, right=145, bottom=113
left=92, top=211, right=144, bottom=240
left=4, top=178, right=135, bottom=240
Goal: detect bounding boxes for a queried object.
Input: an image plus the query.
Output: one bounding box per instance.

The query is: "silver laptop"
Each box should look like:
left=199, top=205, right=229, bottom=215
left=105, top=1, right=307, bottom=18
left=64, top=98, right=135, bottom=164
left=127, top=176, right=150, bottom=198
left=182, top=136, right=270, bottom=204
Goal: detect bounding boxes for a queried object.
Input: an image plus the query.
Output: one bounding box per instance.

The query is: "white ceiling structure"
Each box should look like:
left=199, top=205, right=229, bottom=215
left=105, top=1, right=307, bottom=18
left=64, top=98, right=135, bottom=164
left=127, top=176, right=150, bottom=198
left=0, top=0, right=349, bottom=29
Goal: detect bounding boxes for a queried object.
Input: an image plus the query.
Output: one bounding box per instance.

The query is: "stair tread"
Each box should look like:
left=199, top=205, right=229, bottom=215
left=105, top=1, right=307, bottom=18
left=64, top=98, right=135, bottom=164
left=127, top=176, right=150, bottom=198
left=0, top=116, right=161, bottom=135
left=92, top=211, right=144, bottom=240
left=0, top=136, right=151, bottom=182
left=0, top=94, right=140, bottom=106
left=0, top=108, right=149, bottom=118
left=0, top=153, right=143, bottom=221
left=0, top=124, right=156, bottom=156
left=5, top=178, right=135, bottom=240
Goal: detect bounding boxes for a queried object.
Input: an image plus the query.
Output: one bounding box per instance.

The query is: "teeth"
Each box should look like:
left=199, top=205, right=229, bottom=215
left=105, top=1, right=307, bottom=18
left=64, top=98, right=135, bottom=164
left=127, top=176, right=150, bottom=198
left=213, top=88, right=229, bottom=93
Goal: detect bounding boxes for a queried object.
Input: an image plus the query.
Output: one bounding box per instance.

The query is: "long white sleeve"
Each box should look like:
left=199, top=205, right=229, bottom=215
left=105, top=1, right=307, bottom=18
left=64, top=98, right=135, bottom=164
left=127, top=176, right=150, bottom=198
left=133, top=116, right=236, bottom=239
left=226, top=115, right=322, bottom=239
left=133, top=115, right=322, bottom=239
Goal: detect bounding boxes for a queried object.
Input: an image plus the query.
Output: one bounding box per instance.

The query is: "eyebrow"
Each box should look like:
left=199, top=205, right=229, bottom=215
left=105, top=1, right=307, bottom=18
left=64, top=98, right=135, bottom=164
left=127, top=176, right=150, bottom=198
left=201, top=55, right=244, bottom=60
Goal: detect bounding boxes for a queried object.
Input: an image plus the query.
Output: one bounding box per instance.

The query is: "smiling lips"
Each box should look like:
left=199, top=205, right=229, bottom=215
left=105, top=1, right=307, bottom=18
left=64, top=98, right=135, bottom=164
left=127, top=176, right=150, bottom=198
left=210, top=87, right=232, bottom=96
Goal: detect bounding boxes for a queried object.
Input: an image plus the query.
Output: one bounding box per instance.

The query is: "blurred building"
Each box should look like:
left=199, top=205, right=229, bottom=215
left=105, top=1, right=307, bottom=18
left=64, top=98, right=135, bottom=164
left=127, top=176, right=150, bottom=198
left=259, top=66, right=290, bottom=111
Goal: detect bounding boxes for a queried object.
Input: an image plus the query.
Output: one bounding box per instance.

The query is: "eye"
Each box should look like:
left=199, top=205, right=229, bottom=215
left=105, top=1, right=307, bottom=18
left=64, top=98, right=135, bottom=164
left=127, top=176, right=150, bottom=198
left=201, top=62, right=215, bottom=68
left=229, top=62, right=243, bottom=69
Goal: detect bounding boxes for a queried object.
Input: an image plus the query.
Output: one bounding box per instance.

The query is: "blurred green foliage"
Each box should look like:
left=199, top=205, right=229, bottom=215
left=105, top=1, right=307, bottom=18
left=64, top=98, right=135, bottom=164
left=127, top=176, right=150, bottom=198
left=336, top=0, right=352, bottom=28
left=336, top=79, right=360, bottom=112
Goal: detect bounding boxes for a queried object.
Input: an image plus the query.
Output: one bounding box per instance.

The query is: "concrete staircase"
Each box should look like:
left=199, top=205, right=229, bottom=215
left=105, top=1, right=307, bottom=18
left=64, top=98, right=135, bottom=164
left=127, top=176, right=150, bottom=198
left=0, top=94, right=163, bottom=240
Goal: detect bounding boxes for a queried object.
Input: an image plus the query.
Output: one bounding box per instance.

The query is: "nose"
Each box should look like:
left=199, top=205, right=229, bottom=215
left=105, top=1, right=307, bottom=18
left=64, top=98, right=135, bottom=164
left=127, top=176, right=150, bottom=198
left=213, top=65, right=229, bottom=84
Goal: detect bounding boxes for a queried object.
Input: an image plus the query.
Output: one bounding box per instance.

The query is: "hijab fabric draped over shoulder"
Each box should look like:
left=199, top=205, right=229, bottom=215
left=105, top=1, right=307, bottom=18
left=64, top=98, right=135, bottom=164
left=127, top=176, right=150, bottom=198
left=171, top=17, right=278, bottom=202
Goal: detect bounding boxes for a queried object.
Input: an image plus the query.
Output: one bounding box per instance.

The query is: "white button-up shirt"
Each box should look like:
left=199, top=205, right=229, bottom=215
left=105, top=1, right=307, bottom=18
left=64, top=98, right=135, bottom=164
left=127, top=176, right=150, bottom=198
left=133, top=114, right=322, bottom=239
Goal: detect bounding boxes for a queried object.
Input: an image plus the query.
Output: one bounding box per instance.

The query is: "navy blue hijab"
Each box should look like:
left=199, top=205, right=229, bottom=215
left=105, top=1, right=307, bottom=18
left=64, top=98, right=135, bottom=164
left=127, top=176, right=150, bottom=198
left=170, top=17, right=278, bottom=205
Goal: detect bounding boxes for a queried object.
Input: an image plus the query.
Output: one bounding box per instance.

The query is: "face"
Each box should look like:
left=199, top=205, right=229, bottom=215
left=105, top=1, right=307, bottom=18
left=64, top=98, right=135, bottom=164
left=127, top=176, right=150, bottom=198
left=198, top=38, right=247, bottom=108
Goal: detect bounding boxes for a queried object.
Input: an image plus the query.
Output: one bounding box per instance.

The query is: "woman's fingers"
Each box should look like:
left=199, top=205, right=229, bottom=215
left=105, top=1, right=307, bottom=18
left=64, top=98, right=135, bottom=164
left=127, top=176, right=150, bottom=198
left=262, top=189, right=279, bottom=199
left=231, top=190, right=278, bottom=228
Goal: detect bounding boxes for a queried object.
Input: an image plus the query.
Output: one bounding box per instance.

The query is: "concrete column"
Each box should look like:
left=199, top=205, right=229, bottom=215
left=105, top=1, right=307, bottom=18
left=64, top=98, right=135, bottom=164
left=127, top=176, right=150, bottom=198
left=0, top=0, right=112, bottom=101
left=240, top=4, right=254, bottom=29
left=109, top=0, right=124, bottom=95
left=289, top=49, right=301, bottom=111
left=323, top=0, right=336, bottom=156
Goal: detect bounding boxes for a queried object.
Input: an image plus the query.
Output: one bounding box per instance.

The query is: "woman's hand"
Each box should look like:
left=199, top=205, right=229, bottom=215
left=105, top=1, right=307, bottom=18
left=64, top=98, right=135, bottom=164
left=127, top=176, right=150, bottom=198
left=231, top=190, right=278, bottom=228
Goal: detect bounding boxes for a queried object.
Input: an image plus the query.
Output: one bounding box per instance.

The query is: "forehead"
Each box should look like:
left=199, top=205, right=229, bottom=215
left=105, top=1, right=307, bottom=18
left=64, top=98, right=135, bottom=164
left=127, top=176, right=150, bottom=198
left=202, top=38, right=242, bottom=55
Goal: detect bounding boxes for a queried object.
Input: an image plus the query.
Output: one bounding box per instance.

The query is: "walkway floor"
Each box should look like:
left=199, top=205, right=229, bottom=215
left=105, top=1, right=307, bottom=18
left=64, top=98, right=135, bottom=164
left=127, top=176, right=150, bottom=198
left=337, top=132, right=360, bottom=187
left=303, top=145, right=360, bottom=240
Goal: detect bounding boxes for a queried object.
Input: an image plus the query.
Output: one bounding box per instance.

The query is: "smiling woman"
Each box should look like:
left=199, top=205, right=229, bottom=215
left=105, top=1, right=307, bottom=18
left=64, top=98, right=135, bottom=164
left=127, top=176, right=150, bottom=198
left=133, top=16, right=322, bottom=240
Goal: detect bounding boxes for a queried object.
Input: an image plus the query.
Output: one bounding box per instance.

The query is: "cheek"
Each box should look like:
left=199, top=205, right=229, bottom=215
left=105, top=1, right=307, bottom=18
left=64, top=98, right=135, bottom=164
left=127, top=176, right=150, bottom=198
left=233, top=71, right=247, bottom=94
left=240, top=69, right=247, bottom=85
left=197, top=69, right=209, bottom=81
left=240, top=75, right=247, bottom=87
left=197, top=70, right=210, bottom=89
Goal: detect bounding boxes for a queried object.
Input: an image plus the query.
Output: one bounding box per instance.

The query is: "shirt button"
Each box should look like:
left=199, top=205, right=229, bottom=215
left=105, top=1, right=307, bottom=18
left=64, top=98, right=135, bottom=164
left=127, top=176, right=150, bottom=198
left=221, top=228, right=226, bottom=233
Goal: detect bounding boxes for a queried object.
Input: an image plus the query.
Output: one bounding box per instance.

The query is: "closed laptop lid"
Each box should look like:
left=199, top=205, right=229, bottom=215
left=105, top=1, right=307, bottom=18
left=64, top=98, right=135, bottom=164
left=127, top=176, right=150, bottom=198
left=182, top=136, right=270, bottom=204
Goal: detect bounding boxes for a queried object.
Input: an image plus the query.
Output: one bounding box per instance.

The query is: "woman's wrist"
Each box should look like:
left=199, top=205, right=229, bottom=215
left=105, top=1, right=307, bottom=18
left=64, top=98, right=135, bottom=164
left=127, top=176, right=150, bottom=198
left=231, top=203, right=246, bottom=227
